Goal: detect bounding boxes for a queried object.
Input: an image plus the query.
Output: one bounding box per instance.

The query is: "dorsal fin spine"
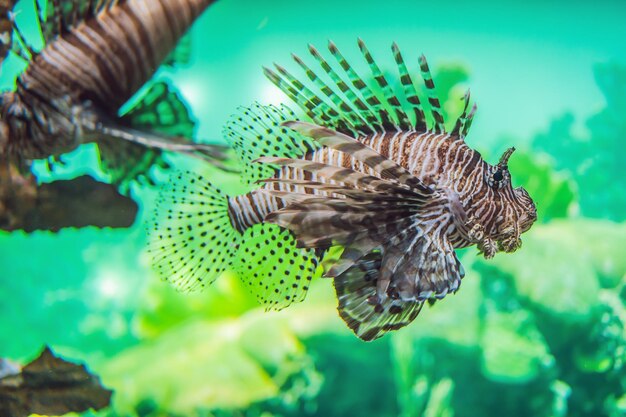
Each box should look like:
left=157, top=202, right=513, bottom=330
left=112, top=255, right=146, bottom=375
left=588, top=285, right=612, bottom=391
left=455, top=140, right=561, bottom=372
left=309, top=43, right=373, bottom=134
left=263, top=66, right=318, bottom=122
left=462, top=103, right=478, bottom=137
left=273, top=64, right=335, bottom=126
left=418, top=54, right=445, bottom=133
left=451, top=89, right=471, bottom=139
left=327, top=41, right=387, bottom=133
left=357, top=38, right=410, bottom=131
left=291, top=52, right=361, bottom=132
left=264, top=40, right=477, bottom=139
left=391, top=42, right=427, bottom=131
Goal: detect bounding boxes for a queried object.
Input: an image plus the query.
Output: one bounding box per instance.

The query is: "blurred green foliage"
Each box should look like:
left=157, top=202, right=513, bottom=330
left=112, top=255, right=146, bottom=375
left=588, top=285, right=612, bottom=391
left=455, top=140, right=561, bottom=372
left=54, top=219, right=621, bottom=417
left=533, top=62, right=626, bottom=221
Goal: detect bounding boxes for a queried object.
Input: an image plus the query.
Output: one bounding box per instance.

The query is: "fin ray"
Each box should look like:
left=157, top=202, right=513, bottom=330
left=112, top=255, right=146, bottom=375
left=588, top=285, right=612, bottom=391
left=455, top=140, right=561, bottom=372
left=233, top=223, right=318, bottom=311
left=148, top=171, right=242, bottom=292
left=224, top=103, right=319, bottom=186
left=265, top=40, right=475, bottom=138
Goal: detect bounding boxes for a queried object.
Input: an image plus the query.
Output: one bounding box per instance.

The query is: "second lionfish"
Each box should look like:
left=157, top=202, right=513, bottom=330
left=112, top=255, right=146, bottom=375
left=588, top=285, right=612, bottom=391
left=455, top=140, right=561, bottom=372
left=0, top=0, right=228, bottom=188
left=150, top=40, right=537, bottom=341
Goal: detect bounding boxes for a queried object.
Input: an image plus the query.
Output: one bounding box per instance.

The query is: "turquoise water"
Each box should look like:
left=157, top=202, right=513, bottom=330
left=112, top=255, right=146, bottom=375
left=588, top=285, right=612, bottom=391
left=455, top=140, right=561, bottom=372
left=1, top=1, right=626, bottom=416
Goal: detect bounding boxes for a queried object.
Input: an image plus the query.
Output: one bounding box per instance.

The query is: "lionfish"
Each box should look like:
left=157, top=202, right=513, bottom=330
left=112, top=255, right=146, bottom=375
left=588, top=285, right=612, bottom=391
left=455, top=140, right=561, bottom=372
left=0, top=0, right=228, bottom=188
left=150, top=40, right=537, bottom=341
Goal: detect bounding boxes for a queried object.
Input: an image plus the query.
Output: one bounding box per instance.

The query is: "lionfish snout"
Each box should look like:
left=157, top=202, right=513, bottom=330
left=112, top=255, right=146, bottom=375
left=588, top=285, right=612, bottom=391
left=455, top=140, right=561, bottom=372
left=514, top=186, right=537, bottom=233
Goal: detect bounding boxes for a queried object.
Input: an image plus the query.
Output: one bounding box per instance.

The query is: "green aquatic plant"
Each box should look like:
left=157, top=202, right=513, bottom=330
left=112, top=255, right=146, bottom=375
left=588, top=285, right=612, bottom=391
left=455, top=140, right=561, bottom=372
left=96, top=314, right=322, bottom=417
left=533, top=62, right=626, bottom=221
left=476, top=220, right=626, bottom=417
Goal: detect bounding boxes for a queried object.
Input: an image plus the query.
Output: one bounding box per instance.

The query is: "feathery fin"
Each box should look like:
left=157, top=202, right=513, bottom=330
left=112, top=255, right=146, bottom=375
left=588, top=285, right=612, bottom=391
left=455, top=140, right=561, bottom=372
left=334, top=252, right=425, bottom=341
left=148, top=171, right=242, bottom=292
left=233, top=223, right=318, bottom=311
left=259, top=124, right=465, bottom=339
left=224, top=103, right=319, bottom=186
left=283, top=121, right=432, bottom=190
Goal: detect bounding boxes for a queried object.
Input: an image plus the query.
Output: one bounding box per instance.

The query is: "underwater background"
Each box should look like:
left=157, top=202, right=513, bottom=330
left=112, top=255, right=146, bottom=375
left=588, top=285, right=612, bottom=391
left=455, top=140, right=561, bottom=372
left=2, top=0, right=626, bottom=416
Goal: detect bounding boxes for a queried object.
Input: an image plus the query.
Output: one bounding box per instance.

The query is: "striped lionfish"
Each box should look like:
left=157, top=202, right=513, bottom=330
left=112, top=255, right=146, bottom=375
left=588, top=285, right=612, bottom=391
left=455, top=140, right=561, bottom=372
left=0, top=0, right=228, bottom=188
left=150, top=40, right=537, bottom=341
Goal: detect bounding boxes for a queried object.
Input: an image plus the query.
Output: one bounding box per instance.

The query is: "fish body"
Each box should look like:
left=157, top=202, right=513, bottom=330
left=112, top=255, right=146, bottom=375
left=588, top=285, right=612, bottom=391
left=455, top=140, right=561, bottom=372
left=0, top=0, right=226, bottom=186
left=150, top=40, right=536, bottom=340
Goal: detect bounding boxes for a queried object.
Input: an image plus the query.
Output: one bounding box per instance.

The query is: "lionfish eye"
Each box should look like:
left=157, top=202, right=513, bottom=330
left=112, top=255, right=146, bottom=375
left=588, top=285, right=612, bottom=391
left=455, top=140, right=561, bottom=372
left=493, top=169, right=503, bottom=182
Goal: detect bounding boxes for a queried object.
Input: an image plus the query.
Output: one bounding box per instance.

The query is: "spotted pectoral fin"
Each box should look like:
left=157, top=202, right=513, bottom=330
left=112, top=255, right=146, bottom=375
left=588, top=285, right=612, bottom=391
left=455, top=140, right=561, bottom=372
left=232, top=223, right=319, bottom=311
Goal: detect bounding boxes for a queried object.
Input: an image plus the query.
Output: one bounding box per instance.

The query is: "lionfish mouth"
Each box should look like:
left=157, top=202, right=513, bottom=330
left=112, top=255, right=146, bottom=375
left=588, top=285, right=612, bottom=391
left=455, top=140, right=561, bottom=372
left=497, top=236, right=522, bottom=253
left=519, top=211, right=537, bottom=233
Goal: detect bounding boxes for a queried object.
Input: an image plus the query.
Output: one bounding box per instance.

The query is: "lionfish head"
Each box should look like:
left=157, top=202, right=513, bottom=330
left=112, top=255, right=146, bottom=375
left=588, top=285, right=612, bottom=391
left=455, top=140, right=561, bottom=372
left=485, top=147, right=537, bottom=252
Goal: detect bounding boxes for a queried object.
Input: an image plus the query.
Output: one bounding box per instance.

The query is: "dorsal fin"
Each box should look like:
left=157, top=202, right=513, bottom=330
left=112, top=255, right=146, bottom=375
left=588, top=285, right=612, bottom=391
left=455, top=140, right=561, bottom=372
left=223, top=103, right=319, bottom=186
left=264, top=40, right=477, bottom=140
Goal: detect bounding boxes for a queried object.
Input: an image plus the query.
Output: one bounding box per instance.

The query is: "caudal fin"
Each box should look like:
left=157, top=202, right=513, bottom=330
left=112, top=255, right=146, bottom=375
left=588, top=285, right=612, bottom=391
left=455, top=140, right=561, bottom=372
left=148, top=171, right=242, bottom=292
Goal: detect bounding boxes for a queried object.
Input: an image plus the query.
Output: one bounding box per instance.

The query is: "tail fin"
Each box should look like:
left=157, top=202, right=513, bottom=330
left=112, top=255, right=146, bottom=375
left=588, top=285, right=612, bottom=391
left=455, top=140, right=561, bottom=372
left=148, top=171, right=242, bottom=292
